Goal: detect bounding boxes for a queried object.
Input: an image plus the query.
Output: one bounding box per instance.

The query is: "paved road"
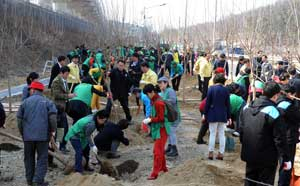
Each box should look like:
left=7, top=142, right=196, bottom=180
left=0, top=78, right=49, bottom=100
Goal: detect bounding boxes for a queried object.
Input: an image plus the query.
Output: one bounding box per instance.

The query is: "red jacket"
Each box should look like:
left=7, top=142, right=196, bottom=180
left=199, top=98, right=207, bottom=124
left=150, top=94, right=165, bottom=123
left=199, top=98, right=206, bottom=114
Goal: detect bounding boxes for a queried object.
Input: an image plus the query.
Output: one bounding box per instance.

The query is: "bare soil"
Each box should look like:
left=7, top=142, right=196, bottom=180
left=0, top=75, right=245, bottom=186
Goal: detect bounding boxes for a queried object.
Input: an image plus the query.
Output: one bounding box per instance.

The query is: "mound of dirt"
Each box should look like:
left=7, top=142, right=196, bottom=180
left=100, top=160, right=118, bottom=178
left=0, top=114, right=22, bottom=143
left=56, top=173, right=123, bottom=186
left=155, top=157, right=244, bottom=186
left=99, top=159, right=139, bottom=179
left=5, top=113, right=17, bottom=127
left=116, top=160, right=139, bottom=176
left=4, top=113, right=19, bottom=133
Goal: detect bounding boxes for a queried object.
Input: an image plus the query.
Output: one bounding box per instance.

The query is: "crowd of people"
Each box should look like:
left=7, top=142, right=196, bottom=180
left=2, top=44, right=300, bottom=186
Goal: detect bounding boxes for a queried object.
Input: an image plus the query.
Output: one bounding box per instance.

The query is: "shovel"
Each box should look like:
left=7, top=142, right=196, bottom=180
left=0, top=131, right=86, bottom=175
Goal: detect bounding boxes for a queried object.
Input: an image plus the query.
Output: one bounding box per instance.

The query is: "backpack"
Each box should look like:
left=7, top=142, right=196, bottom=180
left=159, top=99, right=178, bottom=122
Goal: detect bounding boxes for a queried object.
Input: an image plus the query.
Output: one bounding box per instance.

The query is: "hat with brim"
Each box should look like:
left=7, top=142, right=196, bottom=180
left=157, top=76, right=169, bottom=83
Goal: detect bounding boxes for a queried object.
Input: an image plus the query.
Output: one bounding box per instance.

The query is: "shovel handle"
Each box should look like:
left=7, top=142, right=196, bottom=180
left=0, top=130, right=67, bottom=165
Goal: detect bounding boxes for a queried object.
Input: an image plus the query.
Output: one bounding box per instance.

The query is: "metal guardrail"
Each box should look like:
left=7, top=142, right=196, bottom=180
left=0, top=78, right=50, bottom=100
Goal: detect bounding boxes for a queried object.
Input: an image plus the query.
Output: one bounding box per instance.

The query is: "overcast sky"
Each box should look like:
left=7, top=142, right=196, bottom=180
left=102, top=0, right=279, bottom=31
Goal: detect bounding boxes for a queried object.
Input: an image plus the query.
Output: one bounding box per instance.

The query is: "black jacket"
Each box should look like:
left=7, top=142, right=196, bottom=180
left=49, top=63, right=61, bottom=88
left=277, top=96, right=300, bottom=146
left=161, top=52, right=173, bottom=68
left=94, top=122, right=129, bottom=151
left=235, top=62, right=243, bottom=77
left=0, top=102, right=5, bottom=128
left=109, top=68, right=132, bottom=99
left=239, top=96, right=288, bottom=165
left=252, top=57, right=262, bottom=77
left=213, top=60, right=229, bottom=77
left=274, top=68, right=285, bottom=77
left=289, top=77, right=300, bottom=95
left=128, top=61, right=142, bottom=87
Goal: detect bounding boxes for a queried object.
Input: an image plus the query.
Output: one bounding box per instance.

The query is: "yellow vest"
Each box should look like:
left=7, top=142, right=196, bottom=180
left=67, top=62, right=80, bottom=84
left=200, top=58, right=213, bottom=78
left=140, top=69, right=158, bottom=88
left=193, top=58, right=202, bottom=75
left=173, top=52, right=179, bottom=63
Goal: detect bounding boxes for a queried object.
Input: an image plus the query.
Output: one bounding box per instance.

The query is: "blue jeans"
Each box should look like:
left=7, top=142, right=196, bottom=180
left=168, top=120, right=180, bottom=145
left=70, top=139, right=90, bottom=172
left=111, top=140, right=120, bottom=152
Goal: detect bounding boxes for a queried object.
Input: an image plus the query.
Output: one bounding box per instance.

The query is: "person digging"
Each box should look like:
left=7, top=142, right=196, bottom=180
left=64, top=109, right=111, bottom=173
left=93, top=119, right=130, bottom=159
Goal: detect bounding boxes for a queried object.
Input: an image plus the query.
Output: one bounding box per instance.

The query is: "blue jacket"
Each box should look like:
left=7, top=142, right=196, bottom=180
left=17, top=92, right=57, bottom=141
left=22, top=85, right=29, bottom=101
left=140, top=92, right=151, bottom=118
left=171, top=64, right=183, bottom=77
left=204, top=84, right=230, bottom=123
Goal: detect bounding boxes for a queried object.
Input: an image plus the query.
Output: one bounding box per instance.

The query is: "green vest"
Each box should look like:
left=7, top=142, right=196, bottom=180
left=173, top=65, right=180, bottom=75
left=121, top=47, right=126, bottom=57
left=71, top=83, right=92, bottom=107
left=83, top=57, right=92, bottom=66
left=255, top=80, right=264, bottom=89
left=95, top=53, right=106, bottom=69
left=149, top=61, right=155, bottom=71
left=150, top=104, right=171, bottom=140
left=65, top=115, right=94, bottom=148
left=235, top=75, right=249, bottom=87
left=93, top=71, right=102, bottom=81
left=230, top=94, right=244, bottom=116
left=129, top=48, right=134, bottom=56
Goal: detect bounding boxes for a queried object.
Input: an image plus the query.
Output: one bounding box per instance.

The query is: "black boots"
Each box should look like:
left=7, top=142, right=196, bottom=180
left=166, top=145, right=178, bottom=157
left=196, top=138, right=207, bottom=145
left=196, top=122, right=209, bottom=144
left=165, top=144, right=172, bottom=154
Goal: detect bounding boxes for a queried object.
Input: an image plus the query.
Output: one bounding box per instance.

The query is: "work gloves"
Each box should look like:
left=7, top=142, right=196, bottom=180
left=143, top=118, right=152, bottom=124
left=283, top=161, right=292, bottom=171
left=140, top=80, right=147, bottom=84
